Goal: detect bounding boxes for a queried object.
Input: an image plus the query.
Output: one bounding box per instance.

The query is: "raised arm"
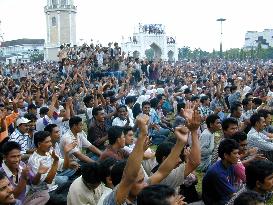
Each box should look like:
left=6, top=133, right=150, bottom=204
left=149, top=126, right=189, bottom=185
left=115, top=114, right=149, bottom=204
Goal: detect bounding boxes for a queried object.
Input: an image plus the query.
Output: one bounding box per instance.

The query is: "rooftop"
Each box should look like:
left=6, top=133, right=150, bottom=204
left=1, top=39, right=45, bottom=47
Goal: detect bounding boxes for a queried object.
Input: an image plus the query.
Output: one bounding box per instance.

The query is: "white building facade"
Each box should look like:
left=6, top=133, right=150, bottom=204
left=244, top=29, right=273, bottom=49
left=44, top=0, right=77, bottom=61
left=0, top=39, right=44, bottom=64
left=121, top=24, right=178, bottom=61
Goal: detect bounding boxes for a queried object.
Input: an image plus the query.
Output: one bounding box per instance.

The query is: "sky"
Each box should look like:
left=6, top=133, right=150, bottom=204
left=0, top=0, right=273, bottom=52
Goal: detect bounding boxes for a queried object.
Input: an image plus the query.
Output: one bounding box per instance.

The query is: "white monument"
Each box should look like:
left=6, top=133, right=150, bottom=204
left=44, top=0, right=77, bottom=61
left=121, top=24, right=178, bottom=61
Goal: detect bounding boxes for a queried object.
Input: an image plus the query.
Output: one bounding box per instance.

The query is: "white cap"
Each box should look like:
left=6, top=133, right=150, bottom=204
left=16, top=117, right=30, bottom=127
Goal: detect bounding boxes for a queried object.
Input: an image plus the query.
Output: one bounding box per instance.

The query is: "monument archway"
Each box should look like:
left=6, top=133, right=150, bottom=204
left=150, top=43, right=162, bottom=60
left=168, top=50, right=174, bottom=61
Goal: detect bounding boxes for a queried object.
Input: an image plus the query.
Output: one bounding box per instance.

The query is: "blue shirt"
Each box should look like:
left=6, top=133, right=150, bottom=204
left=202, top=160, right=236, bottom=205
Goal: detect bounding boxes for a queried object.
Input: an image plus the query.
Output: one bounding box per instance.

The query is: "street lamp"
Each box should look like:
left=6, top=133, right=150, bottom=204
left=217, top=18, right=226, bottom=58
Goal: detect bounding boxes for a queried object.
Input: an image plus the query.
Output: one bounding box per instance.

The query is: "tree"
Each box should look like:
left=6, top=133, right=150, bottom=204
left=30, top=51, right=44, bottom=62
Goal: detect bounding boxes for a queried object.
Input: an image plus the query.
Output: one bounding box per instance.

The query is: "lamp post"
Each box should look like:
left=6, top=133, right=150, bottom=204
left=216, top=18, right=226, bottom=58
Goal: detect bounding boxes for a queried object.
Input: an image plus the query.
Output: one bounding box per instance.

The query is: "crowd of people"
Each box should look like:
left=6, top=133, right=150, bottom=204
left=0, top=42, right=272, bottom=205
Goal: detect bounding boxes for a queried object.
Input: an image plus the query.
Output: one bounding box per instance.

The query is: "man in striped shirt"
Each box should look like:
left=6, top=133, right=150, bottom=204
left=9, top=117, right=32, bottom=160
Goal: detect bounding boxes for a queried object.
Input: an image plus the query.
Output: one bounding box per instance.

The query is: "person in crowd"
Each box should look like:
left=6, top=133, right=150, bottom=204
left=0, top=171, right=22, bottom=205
left=222, top=117, right=239, bottom=138
left=0, top=142, right=32, bottom=203
left=25, top=131, right=76, bottom=205
left=227, top=160, right=273, bottom=205
left=60, top=116, right=102, bottom=164
left=137, top=184, right=187, bottom=205
left=234, top=191, right=265, bottom=205
left=172, top=102, right=186, bottom=128
left=258, top=109, right=273, bottom=138
left=247, top=113, right=273, bottom=154
left=202, top=138, right=240, bottom=205
left=88, top=106, right=108, bottom=149
left=198, top=114, right=222, bottom=172
left=100, top=126, right=129, bottom=161
left=112, top=105, right=134, bottom=127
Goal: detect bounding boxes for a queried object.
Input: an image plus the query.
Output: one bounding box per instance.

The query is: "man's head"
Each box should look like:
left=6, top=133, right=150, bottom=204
left=234, top=191, right=265, bottom=205
left=24, top=113, right=37, bottom=132
left=206, top=114, right=222, bottom=132
left=34, top=131, right=52, bottom=153
left=69, top=116, right=83, bottom=133
left=125, top=96, right=136, bottom=108
left=82, top=162, right=101, bottom=190
left=108, top=126, right=125, bottom=148
left=39, top=107, right=49, bottom=117
left=230, top=102, right=243, bottom=118
left=27, top=103, right=37, bottom=116
left=142, top=101, right=151, bottom=115
left=242, top=98, right=253, bottom=111
left=16, top=117, right=30, bottom=134
left=258, top=109, right=272, bottom=127
left=222, top=118, right=239, bottom=138
left=177, top=102, right=186, bottom=117
left=218, top=139, right=240, bottom=164
left=99, top=157, right=117, bottom=188
left=2, top=142, right=21, bottom=171
left=111, top=160, right=147, bottom=199
left=246, top=160, right=273, bottom=193
left=0, top=172, right=15, bottom=204
left=250, top=113, right=266, bottom=132
left=92, top=106, right=105, bottom=122
left=44, top=124, right=60, bottom=143
left=83, top=95, right=94, bottom=108
left=137, top=184, right=177, bottom=205
left=230, top=131, right=248, bottom=154
left=200, top=95, right=210, bottom=106
left=117, top=105, right=127, bottom=120
left=123, top=126, right=134, bottom=146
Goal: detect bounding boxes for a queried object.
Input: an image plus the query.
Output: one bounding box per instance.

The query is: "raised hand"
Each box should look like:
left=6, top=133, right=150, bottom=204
left=143, top=136, right=152, bottom=151
left=174, top=195, right=187, bottom=205
left=181, top=101, right=194, bottom=122
left=175, top=126, right=189, bottom=144
left=21, top=165, right=30, bottom=180
left=37, top=162, right=50, bottom=174
left=64, top=141, right=77, bottom=153
left=136, top=114, right=150, bottom=128
left=50, top=150, right=59, bottom=161
left=186, top=107, right=201, bottom=132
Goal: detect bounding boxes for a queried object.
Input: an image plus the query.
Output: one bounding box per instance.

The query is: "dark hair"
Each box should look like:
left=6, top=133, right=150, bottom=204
left=142, top=101, right=151, bottom=108
left=177, top=102, right=186, bottom=113
left=117, top=105, right=127, bottom=112
left=2, top=141, right=21, bottom=155
left=155, top=142, right=174, bottom=164
left=39, top=107, right=49, bottom=115
left=132, top=103, right=142, bottom=119
left=150, top=98, right=159, bottom=109
left=231, top=132, right=247, bottom=143
left=34, top=131, right=51, bottom=147
left=252, top=98, right=262, bottom=106
left=200, top=95, right=209, bottom=103
left=111, top=160, right=127, bottom=186
left=246, top=160, right=273, bottom=190
left=205, top=114, right=220, bottom=128
left=0, top=171, right=6, bottom=181
left=234, top=191, right=264, bottom=205
left=258, top=109, right=271, bottom=119
left=250, top=113, right=263, bottom=127
left=27, top=103, right=37, bottom=111
left=99, top=158, right=117, bottom=185
left=44, top=124, right=58, bottom=134
left=83, top=95, right=93, bottom=107
left=92, top=106, right=104, bottom=116
left=125, top=96, right=135, bottom=105
left=218, top=139, right=239, bottom=160
left=242, top=98, right=251, bottom=107
left=123, top=126, right=133, bottom=135
left=222, top=118, right=238, bottom=131
left=69, top=116, right=82, bottom=129
left=190, top=95, right=200, bottom=102
left=137, top=184, right=175, bottom=205
left=230, top=85, right=237, bottom=92
left=230, top=102, right=242, bottom=114
left=108, top=126, right=124, bottom=145
left=81, top=162, right=101, bottom=185
left=24, top=113, right=37, bottom=122
left=245, top=93, right=253, bottom=99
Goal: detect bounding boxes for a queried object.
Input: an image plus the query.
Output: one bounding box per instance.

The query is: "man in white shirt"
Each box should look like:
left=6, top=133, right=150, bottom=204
left=60, top=116, right=102, bottom=164
left=112, top=105, right=134, bottom=127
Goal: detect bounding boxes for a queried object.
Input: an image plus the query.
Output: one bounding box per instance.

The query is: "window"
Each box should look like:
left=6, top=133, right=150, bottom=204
left=52, top=17, right=56, bottom=26
left=61, top=0, right=67, bottom=5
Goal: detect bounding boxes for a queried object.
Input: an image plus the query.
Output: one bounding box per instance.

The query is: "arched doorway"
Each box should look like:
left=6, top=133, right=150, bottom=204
left=133, top=50, right=140, bottom=58
left=168, top=50, right=174, bottom=61
left=150, top=43, right=162, bottom=60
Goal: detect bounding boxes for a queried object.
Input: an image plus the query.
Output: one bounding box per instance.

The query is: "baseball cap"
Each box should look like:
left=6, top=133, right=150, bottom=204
left=16, top=117, right=30, bottom=127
